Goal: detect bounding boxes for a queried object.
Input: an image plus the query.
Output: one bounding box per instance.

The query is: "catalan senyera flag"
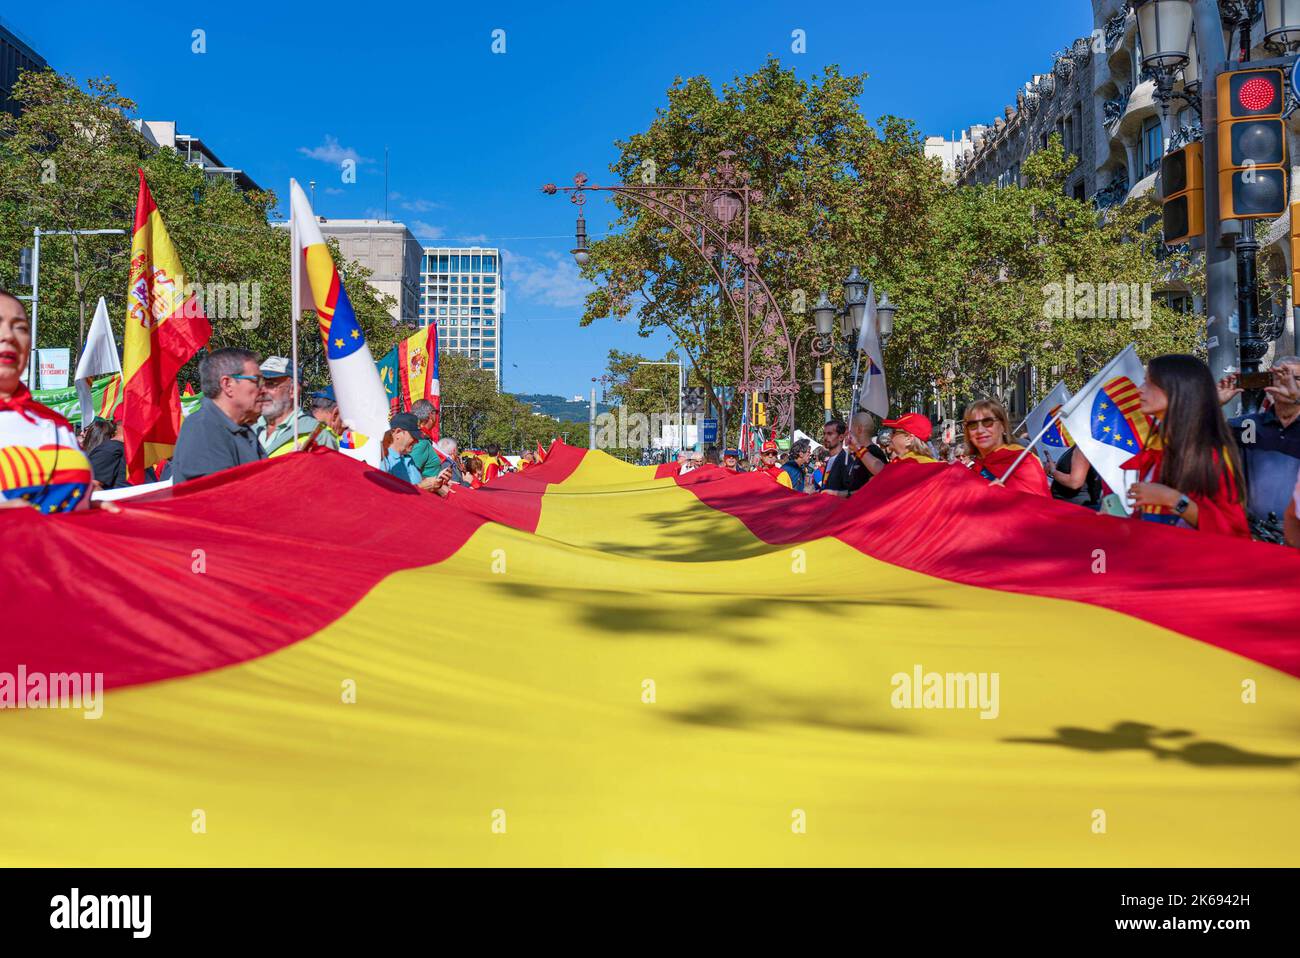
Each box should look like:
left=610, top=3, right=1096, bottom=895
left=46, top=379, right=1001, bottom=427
left=5, top=445, right=1300, bottom=865
left=290, top=178, right=389, bottom=466
left=122, top=169, right=212, bottom=483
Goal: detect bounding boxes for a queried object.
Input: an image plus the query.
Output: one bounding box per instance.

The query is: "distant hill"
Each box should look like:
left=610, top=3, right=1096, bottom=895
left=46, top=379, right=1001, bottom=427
left=513, top=393, right=611, bottom=421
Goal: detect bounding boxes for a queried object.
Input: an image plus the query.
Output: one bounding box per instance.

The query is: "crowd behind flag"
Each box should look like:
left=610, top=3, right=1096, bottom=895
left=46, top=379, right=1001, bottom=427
left=121, top=169, right=212, bottom=483
left=290, top=178, right=390, bottom=467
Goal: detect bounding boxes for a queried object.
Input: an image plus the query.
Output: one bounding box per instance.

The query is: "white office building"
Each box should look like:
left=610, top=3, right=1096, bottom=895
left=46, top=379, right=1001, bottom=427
left=419, top=247, right=504, bottom=389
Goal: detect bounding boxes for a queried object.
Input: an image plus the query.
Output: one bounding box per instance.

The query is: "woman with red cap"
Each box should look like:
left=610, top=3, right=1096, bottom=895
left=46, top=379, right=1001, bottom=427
left=961, top=399, right=1049, bottom=497
left=881, top=413, right=938, bottom=465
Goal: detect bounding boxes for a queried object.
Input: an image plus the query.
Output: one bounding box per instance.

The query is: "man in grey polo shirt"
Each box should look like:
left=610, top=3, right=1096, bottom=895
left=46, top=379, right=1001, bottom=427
left=172, top=347, right=268, bottom=483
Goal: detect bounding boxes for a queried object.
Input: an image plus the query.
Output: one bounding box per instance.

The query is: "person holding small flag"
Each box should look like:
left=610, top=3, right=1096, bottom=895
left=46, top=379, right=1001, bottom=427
left=1124, top=355, right=1248, bottom=536
left=962, top=399, right=1049, bottom=497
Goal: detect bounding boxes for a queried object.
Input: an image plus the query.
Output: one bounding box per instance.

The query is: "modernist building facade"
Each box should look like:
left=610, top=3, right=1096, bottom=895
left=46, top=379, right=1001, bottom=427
left=134, top=120, right=264, bottom=194
left=419, top=247, right=504, bottom=389
left=0, top=16, right=46, bottom=120
left=931, top=0, right=1296, bottom=375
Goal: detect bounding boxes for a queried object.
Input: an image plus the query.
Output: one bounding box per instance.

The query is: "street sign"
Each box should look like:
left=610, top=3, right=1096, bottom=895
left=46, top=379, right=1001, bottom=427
left=701, top=418, right=718, bottom=443
left=39, top=348, right=71, bottom=391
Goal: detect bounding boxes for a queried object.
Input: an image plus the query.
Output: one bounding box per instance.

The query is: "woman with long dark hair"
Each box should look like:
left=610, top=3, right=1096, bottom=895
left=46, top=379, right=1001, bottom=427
left=1125, top=354, right=1248, bottom=536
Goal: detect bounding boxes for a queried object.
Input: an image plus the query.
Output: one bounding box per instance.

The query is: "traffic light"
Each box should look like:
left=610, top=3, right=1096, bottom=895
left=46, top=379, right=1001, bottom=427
left=1217, top=68, right=1289, bottom=219
left=1291, top=202, right=1300, bottom=307
left=1161, top=142, right=1204, bottom=245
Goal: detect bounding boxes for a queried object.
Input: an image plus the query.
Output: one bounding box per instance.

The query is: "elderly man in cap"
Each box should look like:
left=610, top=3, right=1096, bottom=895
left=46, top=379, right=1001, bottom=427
left=257, top=356, right=337, bottom=458
left=722, top=449, right=743, bottom=473
left=385, top=412, right=453, bottom=496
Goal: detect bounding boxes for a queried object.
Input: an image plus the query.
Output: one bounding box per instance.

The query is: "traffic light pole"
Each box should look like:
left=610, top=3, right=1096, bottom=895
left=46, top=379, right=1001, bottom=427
left=1194, top=1, right=1240, bottom=409
left=1236, top=218, right=1268, bottom=412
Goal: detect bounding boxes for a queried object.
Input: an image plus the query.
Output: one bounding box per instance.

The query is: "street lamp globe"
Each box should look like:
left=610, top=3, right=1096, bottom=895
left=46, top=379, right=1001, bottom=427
left=572, top=212, right=590, bottom=266
left=842, top=266, right=867, bottom=306
left=1133, top=0, right=1194, bottom=70
left=1265, top=0, right=1300, bottom=46
left=876, top=291, right=898, bottom=344
left=810, top=365, right=825, bottom=395
left=813, top=291, right=836, bottom=336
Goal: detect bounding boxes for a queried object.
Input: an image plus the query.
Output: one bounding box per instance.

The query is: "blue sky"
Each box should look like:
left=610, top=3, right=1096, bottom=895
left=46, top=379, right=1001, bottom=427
left=15, top=1, right=1091, bottom=397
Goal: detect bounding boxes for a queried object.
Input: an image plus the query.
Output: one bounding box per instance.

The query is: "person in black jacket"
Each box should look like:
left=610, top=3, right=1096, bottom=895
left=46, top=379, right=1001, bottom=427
left=820, top=416, right=887, bottom=497
left=83, top=413, right=129, bottom=489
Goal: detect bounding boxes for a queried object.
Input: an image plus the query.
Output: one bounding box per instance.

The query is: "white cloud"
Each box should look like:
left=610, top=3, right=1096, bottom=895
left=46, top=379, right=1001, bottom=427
left=298, top=135, right=374, bottom=166
left=409, top=220, right=446, bottom=239
left=400, top=198, right=441, bottom=213
left=323, top=186, right=345, bottom=195
left=503, top=249, right=591, bottom=308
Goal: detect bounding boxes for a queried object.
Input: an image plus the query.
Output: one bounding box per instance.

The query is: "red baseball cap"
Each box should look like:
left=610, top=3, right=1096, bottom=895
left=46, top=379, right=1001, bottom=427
left=761, top=438, right=779, bottom=453
left=882, top=412, right=932, bottom=442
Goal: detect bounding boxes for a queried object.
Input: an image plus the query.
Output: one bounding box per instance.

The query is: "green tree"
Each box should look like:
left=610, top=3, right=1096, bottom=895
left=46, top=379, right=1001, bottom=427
left=579, top=58, right=942, bottom=429
left=0, top=70, right=402, bottom=392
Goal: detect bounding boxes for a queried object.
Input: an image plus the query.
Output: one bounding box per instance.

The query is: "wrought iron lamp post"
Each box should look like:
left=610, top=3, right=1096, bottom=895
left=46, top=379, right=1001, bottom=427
left=543, top=151, right=801, bottom=434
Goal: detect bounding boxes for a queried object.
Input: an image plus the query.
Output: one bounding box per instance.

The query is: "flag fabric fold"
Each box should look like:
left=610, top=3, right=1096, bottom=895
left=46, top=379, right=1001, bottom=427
left=121, top=169, right=212, bottom=483
left=855, top=282, right=889, bottom=417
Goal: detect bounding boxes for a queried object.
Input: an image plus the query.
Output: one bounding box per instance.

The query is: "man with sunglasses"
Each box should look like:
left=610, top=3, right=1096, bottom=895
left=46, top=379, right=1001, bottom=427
left=172, top=348, right=268, bottom=484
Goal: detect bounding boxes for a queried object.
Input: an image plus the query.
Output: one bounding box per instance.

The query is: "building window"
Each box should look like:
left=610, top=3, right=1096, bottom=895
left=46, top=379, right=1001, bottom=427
left=1142, top=117, right=1162, bottom=175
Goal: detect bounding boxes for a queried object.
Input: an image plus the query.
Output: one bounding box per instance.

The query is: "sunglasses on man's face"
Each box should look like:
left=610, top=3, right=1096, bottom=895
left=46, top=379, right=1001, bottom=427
left=964, top=417, right=998, bottom=430
left=229, top=374, right=267, bottom=388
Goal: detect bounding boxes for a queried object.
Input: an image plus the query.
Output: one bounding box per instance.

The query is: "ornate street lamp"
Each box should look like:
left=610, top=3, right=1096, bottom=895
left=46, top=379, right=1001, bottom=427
left=1264, top=0, right=1300, bottom=46
left=543, top=154, right=801, bottom=434
left=571, top=210, right=590, bottom=266
left=876, top=291, right=897, bottom=347
left=1133, top=0, right=1195, bottom=69
left=1134, top=0, right=1197, bottom=125
left=812, top=291, right=836, bottom=339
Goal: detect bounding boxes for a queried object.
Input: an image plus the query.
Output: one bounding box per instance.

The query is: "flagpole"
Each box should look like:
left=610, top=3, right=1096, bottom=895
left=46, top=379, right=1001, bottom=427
left=290, top=179, right=301, bottom=450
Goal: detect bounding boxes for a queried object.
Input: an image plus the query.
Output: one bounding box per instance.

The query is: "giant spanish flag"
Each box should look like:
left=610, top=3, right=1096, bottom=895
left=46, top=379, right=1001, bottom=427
left=121, top=169, right=212, bottom=484
left=3, top=449, right=1299, bottom=865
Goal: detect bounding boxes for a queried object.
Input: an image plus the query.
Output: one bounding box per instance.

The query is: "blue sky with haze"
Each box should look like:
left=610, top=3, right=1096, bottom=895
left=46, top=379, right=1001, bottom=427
left=13, top=1, right=1091, bottom=396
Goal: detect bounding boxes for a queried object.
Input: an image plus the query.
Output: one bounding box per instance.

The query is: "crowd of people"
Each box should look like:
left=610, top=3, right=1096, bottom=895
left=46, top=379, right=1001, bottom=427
left=2, top=288, right=1298, bottom=547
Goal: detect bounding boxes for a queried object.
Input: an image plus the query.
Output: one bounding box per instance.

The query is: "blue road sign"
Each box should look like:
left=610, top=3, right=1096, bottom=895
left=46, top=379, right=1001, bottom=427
left=702, top=418, right=718, bottom=443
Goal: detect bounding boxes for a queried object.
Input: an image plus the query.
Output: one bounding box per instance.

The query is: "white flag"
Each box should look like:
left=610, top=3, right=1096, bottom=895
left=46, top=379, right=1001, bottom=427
left=1060, top=344, right=1149, bottom=511
left=289, top=179, right=390, bottom=467
left=1024, top=380, right=1073, bottom=465
left=73, top=297, right=122, bottom=427
left=855, top=282, right=889, bottom=417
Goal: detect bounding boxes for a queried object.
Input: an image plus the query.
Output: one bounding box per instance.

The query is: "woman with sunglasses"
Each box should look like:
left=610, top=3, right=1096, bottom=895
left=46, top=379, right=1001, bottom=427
left=962, top=399, right=1049, bottom=497
left=1124, top=354, right=1248, bottom=536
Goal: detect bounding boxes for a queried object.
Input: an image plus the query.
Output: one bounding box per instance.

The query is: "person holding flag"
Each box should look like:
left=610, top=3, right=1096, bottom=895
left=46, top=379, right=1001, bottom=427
left=962, top=399, right=1049, bottom=496
left=1124, top=354, right=1248, bottom=536
left=121, top=169, right=213, bottom=484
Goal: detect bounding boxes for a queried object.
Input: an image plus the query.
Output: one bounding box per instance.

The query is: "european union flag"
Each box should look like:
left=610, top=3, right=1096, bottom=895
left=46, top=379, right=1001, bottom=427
left=325, top=284, right=365, bottom=361
left=1090, top=376, right=1146, bottom=452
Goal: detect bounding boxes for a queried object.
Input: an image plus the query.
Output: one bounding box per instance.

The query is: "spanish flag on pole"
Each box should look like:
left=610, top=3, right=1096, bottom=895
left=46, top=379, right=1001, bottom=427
left=122, top=169, right=212, bottom=483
